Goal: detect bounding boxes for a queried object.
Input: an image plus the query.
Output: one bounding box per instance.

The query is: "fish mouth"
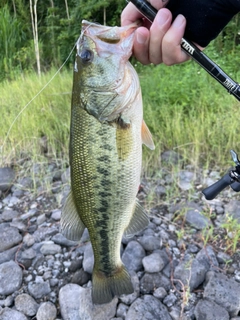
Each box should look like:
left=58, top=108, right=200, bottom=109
left=76, top=20, right=141, bottom=56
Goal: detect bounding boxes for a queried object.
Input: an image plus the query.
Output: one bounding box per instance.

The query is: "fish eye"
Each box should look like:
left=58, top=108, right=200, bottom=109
left=79, top=49, right=94, bottom=63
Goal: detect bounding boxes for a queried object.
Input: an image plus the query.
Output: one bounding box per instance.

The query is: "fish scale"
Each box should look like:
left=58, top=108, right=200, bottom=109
left=60, top=20, right=155, bottom=304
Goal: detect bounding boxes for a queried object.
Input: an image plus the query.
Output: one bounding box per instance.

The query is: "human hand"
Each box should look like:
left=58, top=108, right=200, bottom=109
left=121, top=0, right=203, bottom=65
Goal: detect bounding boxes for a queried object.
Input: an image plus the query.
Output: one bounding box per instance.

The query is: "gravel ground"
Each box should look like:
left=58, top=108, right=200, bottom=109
left=0, top=150, right=240, bottom=320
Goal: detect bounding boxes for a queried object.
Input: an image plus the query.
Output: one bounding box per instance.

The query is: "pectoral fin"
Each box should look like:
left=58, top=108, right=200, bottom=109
left=60, top=191, right=85, bottom=241
left=142, top=120, right=155, bottom=150
left=124, top=199, right=149, bottom=237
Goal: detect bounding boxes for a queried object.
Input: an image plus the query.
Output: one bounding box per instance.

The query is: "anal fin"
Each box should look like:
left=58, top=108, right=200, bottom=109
left=60, top=191, right=85, bottom=241
left=124, top=199, right=149, bottom=237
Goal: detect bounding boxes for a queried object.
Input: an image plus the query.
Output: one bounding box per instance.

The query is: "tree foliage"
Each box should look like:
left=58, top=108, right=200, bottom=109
left=0, top=0, right=239, bottom=81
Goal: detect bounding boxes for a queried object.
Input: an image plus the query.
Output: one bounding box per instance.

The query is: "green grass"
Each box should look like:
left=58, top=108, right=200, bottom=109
left=1, top=50, right=240, bottom=171
left=0, top=68, right=72, bottom=165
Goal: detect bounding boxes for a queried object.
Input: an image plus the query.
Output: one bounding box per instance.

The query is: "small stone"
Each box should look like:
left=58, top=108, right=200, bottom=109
left=140, top=273, right=171, bottom=294
left=142, top=252, right=166, bottom=273
left=37, top=214, right=46, bottom=225
left=0, top=167, right=15, bottom=191
left=153, top=287, right=167, bottom=300
left=185, top=208, right=211, bottom=230
left=0, top=261, right=23, bottom=295
left=83, top=242, right=94, bottom=274
left=0, top=225, right=22, bottom=252
left=59, top=284, right=82, bottom=320
left=15, top=294, right=39, bottom=317
left=23, top=234, right=35, bottom=247
left=139, top=235, right=162, bottom=251
left=163, top=292, right=178, bottom=307
left=1, top=210, right=19, bottom=222
left=40, top=243, right=62, bottom=255
left=122, top=241, right=145, bottom=272
left=51, top=233, right=78, bottom=247
left=51, top=209, right=61, bottom=221
left=36, top=302, right=57, bottom=320
left=28, top=281, right=51, bottom=299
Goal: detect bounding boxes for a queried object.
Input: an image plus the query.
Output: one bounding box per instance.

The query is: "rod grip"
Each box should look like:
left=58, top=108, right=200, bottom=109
left=202, top=173, right=232, bottom=200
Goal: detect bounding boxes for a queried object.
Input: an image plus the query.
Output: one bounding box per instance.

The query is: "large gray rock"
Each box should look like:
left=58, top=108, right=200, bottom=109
left=142, top=252, right=166, bottom=273
left=0, top=167, right=15, bottom=191
left=140, top=272, right=171, bottom=294
left=0, top=307, right=27, bottom=320
left=78, top=287, right=118, bottom=320
left=0, top=261, right=23, bottom=295
left=59, top=284, right=82, bottom=320
left=194, top=299, right=229, bottom=320
left=0, top=225, right=22, bottom=252
left=174, top=257, right=207, bottom=291
left=204, top=272, right=240, bottom=317
left=125, top=295, right=172, bottom=320
left=122, top=241, right=145, bottom=272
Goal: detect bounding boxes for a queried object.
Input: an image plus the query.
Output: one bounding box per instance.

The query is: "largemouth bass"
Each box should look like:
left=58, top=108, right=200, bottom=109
left=60, top=20, right=155, bottom=304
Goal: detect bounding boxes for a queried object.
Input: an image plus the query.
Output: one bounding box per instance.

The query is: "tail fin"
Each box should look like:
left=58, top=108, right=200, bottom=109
left=92, top=265, right=133, bottom=304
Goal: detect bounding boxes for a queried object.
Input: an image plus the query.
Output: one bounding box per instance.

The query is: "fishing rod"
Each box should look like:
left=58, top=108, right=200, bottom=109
left=127, top=0, right=240, bottom=102
left=202, top=150, right=240, bottom=200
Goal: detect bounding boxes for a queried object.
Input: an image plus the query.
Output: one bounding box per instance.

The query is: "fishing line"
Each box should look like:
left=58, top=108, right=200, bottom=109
left=1, top=39, right=78, bottom=155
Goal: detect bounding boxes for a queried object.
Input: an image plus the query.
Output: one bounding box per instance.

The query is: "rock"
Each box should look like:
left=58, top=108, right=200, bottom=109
left=139, top=235, right=162, bottom=251
left=82, top=242, right=94, bottom=274
left=204, top=272, right=240, bottom=317
left=40, top=242, right=62, bottom=255
left=196, top=246, right=219, bottom=270
left=163, top=292, right=178, bottom=307
left=120, top=271, right=140, bottom=305
left=0, top=210, right=19, bottom=222
left=125, top=295, right=172, bottom=320
left=78, top=287, right=118, bottom=320
left=142, top=252, right=166, bottom=273
left=51, top=233, right=78, bottom=247
left=0, top=167, right=15, bottom=191
left=51, top=209, right=61, bottom=221
left=194, top=298, right=230, bottom=320
left=0, top=246, right=19, bottom=264
left=174, top=257, right=208, bottom=291
left=0, top=225, right=22, bottom=252
left=0, top=261, right=23, bottom=295
left=177, top=171, right=195, bottom=191
left=153, top=287, right=167, bottom=300
left=36, top=302, right=57, bottom=320
left=140, top=273, right=171, bottom=294
left=71, top=269, right=91, bottom=286
left=116, top=303, right=128, bottom=318
left=22, top=234, right=35, bottom=247
left=28, top=281, right=51, bottom=299
left=14, top=294, right=39, bottom=317
left=224, top=200, right=240, bottom=222
left=185, top=208, right=212, bottom=230
left=59, top=284, right=83, bottom=320
left=161, top=150, right=183, bottom=165
left=0, top=307, right=28, bottom=320
left=122, top=241, right=145, bottom=272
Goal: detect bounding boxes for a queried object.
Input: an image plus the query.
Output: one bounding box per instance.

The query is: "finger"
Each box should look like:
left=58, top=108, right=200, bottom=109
left=149, top=8, right=172, bottom=64
left=121, top=0, right=169, bottom=27
left=162, top=14, right=189, bottom=65
left=121, top=3, right=144, bottom=26
left=132, top=27, right=150, bottom=64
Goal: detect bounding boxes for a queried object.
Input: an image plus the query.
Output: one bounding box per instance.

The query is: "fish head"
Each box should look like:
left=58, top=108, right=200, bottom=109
left=73, top=20, right=141, bottom=122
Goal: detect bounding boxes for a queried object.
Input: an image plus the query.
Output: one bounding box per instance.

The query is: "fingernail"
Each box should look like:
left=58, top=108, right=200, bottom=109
left=136, top=32, right=147, bottom=44
left=172, top=14, right=185, bottom=28
left=156, top=9, right=169, bottom=25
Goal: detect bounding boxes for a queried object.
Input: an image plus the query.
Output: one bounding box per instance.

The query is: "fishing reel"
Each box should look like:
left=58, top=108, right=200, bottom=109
left=202, top=150, right=240, bottom=200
